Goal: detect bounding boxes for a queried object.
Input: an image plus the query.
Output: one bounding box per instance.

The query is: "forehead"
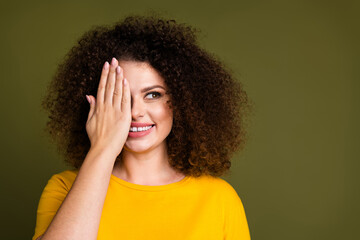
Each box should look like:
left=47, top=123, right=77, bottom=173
left=119, top=61, right=166, bottom=89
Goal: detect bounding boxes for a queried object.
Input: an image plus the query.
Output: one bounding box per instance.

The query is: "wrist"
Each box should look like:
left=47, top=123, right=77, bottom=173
left=87, top=146, right=120, bottom=163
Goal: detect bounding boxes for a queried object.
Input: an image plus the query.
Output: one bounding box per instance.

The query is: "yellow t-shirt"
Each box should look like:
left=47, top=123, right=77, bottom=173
left=33, top=170, right=250, bottom=240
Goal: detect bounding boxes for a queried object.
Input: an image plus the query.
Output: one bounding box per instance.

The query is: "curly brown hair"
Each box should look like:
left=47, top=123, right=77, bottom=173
left=41, top=15, right=251, bottom=177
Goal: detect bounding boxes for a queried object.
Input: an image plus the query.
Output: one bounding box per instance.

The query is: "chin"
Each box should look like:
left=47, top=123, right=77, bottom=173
left=124, top=136, right=170, bottom=154
left=124, top=144, right=151, bottom=153
left=123, top=140, right=158, bottom=154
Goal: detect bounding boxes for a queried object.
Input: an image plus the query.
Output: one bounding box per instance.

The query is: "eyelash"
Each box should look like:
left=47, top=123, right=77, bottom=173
left=145, top=91, right=162, bottom=99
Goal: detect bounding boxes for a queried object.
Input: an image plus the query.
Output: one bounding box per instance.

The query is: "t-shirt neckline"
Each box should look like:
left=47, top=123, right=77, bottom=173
left=110, top=174, right=191, bottom=191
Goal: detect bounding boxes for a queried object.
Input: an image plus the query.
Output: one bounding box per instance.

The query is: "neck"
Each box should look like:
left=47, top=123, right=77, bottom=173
left=113, top=143, right=184, bottom=185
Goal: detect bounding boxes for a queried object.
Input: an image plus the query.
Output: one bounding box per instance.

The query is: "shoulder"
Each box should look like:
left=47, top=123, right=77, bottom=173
left=191, top=175, right=242, bottom=200
left=45, top=169, right=78, bottom=192
left=194, top=174, right=238, bottom=190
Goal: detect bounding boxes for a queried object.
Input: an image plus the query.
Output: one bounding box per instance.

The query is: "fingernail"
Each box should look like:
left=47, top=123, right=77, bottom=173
left=104, top=61, right=109, bottom=69
left=86, top=95, right=91, bottom=104
left=111, top=57, right=117, bottom=66
left=116, top=66, right=121, bottom=74
left=124, top=78, right=127, bottom=86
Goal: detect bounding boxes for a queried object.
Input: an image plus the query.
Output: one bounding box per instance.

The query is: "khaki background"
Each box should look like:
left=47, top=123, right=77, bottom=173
left=1, top=0, right=359, bottom=239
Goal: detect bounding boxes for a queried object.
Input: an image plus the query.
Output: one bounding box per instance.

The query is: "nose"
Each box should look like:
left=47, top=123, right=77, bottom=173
left=131, top=96, right=145, bottom=120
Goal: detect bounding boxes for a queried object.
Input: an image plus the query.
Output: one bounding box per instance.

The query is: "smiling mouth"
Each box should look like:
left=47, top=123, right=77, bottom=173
left=129, top=125, right=155, bottom=132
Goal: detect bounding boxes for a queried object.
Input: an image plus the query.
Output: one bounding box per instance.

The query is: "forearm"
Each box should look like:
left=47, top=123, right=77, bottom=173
left=41, top=148, right=117, bottom=240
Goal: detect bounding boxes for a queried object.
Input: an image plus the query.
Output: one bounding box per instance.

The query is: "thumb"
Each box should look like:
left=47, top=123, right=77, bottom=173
left=86, top=95, right=96, bottom=121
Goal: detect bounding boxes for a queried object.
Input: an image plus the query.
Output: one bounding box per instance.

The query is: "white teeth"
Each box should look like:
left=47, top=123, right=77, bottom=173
left=129, top=125, right=153, bottom=132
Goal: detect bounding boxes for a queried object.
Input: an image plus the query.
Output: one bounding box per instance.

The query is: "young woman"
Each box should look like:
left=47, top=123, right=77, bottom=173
left=33, top=15, right=251, bottom=240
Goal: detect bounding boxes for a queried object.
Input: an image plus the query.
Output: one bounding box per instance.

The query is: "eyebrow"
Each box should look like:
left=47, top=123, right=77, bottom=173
left=140, top=85, right=166, bottom=93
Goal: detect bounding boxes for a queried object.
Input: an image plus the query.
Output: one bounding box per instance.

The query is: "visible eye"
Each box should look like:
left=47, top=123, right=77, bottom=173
left=145, top=92, right=161, bottom=99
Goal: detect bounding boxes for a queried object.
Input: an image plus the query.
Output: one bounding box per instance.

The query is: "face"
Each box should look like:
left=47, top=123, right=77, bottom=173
left=120, top=61, right=173, bottom=153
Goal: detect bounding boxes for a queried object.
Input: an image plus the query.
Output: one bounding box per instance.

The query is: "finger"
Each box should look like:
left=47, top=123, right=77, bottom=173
left=121, top=78, right=131, bottom=113
left=104, top=57, right=118, bottom=105
left=86, top=95, right=96, bottom=122
left=96, top=61, right=109, bottom=107
left=113, top=65, right=123, bottom=108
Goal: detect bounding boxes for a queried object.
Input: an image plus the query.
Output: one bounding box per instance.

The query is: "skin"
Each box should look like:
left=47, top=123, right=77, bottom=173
left=112, top=61, right=185, bottom=185
left=38, top=58, right=183, bottom=240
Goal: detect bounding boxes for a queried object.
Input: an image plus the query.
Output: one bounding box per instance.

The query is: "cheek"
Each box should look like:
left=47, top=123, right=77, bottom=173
left=152, top=102, right=173, bottom=128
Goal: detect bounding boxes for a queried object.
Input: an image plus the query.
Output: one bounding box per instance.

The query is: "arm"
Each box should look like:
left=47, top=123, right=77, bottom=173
left=40, top=148, right=117, bottom=240
left=38, top=58, right=131, bottom=240
left=223, top=182, right=251, bottom=240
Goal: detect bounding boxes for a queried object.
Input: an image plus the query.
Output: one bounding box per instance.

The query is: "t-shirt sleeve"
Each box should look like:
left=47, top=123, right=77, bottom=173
left=32, top=170, right=77, bottom=240
left=222, top=181, right=251, bottom=240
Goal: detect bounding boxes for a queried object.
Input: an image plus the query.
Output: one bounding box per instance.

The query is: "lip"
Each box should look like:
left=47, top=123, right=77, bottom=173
left=128, top=124, right=155, bottom=138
